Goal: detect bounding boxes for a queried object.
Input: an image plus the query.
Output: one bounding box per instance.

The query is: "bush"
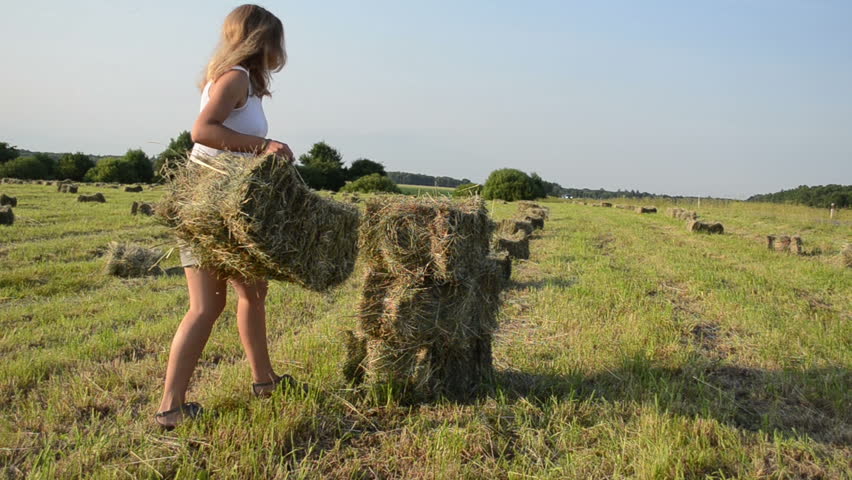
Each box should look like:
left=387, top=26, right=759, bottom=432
left=482, top=168, right=540, bottom=201
left=0, top=142, right=18, bottom=164
left=346, top=159, right=386, bottom=181
left=84, top=157, right=136, bottom=183
left=57, top=153, right=94, bottom=181
left=452, top=182, right=482, bottom=198
left=125, top=149, right=154, bottom=183
left=298, top=142, right=347, bottom=191
left=0, top=156, right=52, bottom=179
left=340, top=173, right=401, bottom=194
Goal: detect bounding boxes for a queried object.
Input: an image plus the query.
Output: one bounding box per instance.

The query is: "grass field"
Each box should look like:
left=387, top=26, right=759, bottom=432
left=398, top=184, right=455, bottom=197
left=1, top=184, right=850, bottom=479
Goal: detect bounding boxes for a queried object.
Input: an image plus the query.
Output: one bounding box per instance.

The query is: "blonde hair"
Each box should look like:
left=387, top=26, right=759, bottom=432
left=201, top=4, right=286, bottom=97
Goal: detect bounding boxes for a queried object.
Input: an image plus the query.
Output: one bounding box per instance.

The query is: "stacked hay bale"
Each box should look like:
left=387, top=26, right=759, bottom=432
left=124, top=185, right=144, bottom=193
left=77, top=193, right=106, bottom=203
left=767, top=235, right=804, bottom=254
left=687, top=220, right=724, bottom=234
left=0, top=193, right=17, bottom=207
left=158, top=154, right=359, bottom=291
left=0, top=206, right=13, bottom=226
left=344, top=196, right=501, bottom=400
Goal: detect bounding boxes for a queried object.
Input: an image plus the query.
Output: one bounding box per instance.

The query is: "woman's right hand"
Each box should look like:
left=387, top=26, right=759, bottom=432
left=263, top=139, right=294, bottom=163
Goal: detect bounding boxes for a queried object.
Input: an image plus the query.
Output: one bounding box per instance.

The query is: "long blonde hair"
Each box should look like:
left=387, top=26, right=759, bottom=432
left=201, top=4, right=286, bottom=97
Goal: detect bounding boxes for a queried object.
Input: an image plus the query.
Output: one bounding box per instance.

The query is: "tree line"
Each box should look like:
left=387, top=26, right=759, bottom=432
left=747, top=184, right=850, bottom=209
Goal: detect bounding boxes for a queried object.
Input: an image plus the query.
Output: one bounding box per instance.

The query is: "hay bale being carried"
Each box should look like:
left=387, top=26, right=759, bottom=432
left=346, top=196, right=501, bottom=400
left=0, top=193, right=17, bottom=207
left=687, top=220, right=724, bottom=234
left=635, top=206, right=657, bottom=214
left=77, top=193, right=106, bottom=203
left=493, top=233, right=530, bottom=260
left=124, top=185, right=144, bottom=193
left=103, top=242, right=163, bottom=278
left=158, top=154, right=360, bottom=291
left=0, top=206, right=13, bottom=226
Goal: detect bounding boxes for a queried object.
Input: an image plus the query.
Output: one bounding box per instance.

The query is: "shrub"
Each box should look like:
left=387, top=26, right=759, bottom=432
left=482, top=168, right=539, bottom=201
left=0, top=156, right=51, bottom=179
left=340, top=173, right=402, bottom=194
left=298, top=142, right=347, bottom=191
left=346, top=159, right=386, bottom=181
left=85, top=157, right=136, bottom=183
left=452, top=182, right=482, bottom=198
left=0, top=142, right=17, bottom=164
left=57, top=153, right=94, bottom=181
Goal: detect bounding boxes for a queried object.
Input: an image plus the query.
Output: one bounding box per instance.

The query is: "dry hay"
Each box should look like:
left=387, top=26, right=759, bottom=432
left=687, top=220, right=724, bottom=234
left=496, top=218, right=534, bottom=238
left=56, top=180, right=73, bottom=192
left=157, top=153, right=360, bottom=291
left=635, top=206, right=657, bottom=214
left=0, top=206, right=13, bottom=226
left=346, top=196, right=501, bottom=400
left=0, top=193, right=17, bottom=207
left=131, top=201, right=156, bottom=216
left=124, top=185, right=144, bottom=193
left=59, top=184, right=78, bottom=194
left=493, top=233, right=530, bottom=260
left=667, top=207, right=698, bottom=221
left=77, top=193, right=106, bottom=203
left=491, top=251, right=512, bottom=281
left=767, top=235, right=804, bottom=255
left=516, top=201, right=549, bottom=219
left=599, top=202, right=613, bottom=208
left=615, top=204, right=634, bottom=210
left=103, top=242, right=164, bottom=278
left=523, top=215, right=545, bottom=230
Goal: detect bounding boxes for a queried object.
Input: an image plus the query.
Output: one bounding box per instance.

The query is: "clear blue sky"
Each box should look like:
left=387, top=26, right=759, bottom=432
left=1, top=1, right=850, bottom=198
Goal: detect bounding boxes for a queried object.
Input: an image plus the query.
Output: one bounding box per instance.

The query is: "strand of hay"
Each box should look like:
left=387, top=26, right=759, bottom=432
left=0, top=193, right=17, bottom=207
left=124, top=185, right=144, bottom=192
left=77, top=193, right=106, bottom=203
left=635, top=206, right=657, bottom=214
left=158, top=153, right=360, bottom=291
left=493, top=233, right=530, bottom=260
left=497, top=218, right=534, bottom=238
left=687, top=220, right=724, bottom=234
left=103, top=242, right=163, bottom=278
left=0, top=206, right=13, bottom=226
left=347, top=196, right=501, bottom=400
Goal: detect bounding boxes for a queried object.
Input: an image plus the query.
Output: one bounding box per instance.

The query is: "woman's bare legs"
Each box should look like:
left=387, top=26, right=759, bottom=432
left=230, top=277, right=277, bottom=387
left=157, top=267, right=227, bottom=426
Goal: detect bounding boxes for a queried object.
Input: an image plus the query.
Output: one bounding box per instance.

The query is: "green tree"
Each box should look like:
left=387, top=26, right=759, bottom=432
left=84, top=157, right=137, bottom=183
left=530, top=172, right=547, bottom=199
left=124, top=149, right=154, bottom=183
left=346, top=158, right=386, bottom=181
left=340, top=173, right=402, bottom=194
left=298, top=141, right=346, bottom=191
left=155, top=131, right=193, bottom=182
left=0, top=142, right=18, bottom=164
left=31, top=153, right=56, bottom=178
left=452, top=182, right=482, bottom=198
left=57, top=153, right=94, bottom=181
left=0, top=156, right=52, bottom=179
left=482, top=168, right=537, bottom=201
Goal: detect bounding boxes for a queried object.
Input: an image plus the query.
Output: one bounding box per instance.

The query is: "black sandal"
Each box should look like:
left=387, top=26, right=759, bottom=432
left=252, top=374, right=305, bottom=398
left=154, top=402, right=204, bottom=430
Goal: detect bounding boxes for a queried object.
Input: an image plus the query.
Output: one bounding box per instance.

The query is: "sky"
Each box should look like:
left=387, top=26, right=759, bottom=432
left=1, top=1, right=850, bottom=198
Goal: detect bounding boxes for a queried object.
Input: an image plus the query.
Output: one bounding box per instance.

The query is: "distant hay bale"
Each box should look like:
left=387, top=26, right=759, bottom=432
left=523, top=215, right=545, bottom=230
left=492, top=251, right=512, bottom=281
left=687, top=220, right=724, bottom=234
left=767, top=235, right=804, bottom=254
left=517, top=201, right=549, bottom=219
left=77, top=193, right=106, bottom=203
left=158, top=154, right=360, bottom=291
left=497, top=218, right=534, bottom=237
left=103, top=242, right=163, bottom=278
left=44, top=181, right=53, bottom=186
left=0, top=206, right=13, bottom=226
left=635, top=206, right=657, bottom=214
left=59, top=184, right=78, bottom=194
left=493, top=233, right=530, bottom=260
left=0, top=193, right=17, bottom=207
left=56, top=180, right=73, bottom=192
left=669, top=208, right=698, bottom=221
left=347, top=196, right=501, bottom=400
left=124, top=185, right=144, bottom=193
left=131, top=201, right=155, bottom=216
left=130, top=201, right=139, bottom=215
left=841, top=243, right=851, bottom=268
left=600, top=202, right=612, bottom=208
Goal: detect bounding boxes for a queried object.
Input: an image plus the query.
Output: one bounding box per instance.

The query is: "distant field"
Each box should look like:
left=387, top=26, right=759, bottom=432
left=1, top=185, right=850, bottom=478
left=398, top=184, right=455, bottom=196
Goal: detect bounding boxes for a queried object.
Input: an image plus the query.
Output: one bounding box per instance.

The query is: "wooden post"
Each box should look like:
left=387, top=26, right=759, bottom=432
left=830, top=203, right=836, bottom=220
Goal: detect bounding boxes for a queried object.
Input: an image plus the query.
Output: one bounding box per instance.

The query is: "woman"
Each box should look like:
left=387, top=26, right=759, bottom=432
left=155, top=4, right=296, bottom=429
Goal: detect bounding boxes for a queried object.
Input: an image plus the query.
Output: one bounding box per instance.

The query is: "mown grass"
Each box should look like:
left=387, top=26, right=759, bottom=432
left=0, top=185, right=850, bottom=479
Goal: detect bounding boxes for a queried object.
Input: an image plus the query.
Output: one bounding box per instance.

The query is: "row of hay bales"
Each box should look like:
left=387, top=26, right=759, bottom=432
left=664, top=207, right=725, bottom=234
left=766, top=235, right=804, bottom=255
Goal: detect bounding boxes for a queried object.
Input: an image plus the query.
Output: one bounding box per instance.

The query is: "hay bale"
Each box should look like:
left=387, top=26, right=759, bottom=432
left=44, top=181, right=53, bottom=186
left=103, top=242, right=163, bottom=278
left=56, top=180, right=73, bottom=192
left=59, top=184, right=78, bottom=194
left=492, top=251, right=512, bottom=282
left=841, top=243, right=852, bottom=268
left=600, top=202, right=612, bottom=208
left=523, top=215, right=545, bottom=230
left=349, top=196, right=501, bottom=400
left=767, top=235, right=804, bottom=254
left=124, top=185, right=144, bottom=193
left=789, top=235, right=803, bottom=254
left=158, top=154, right=360, bottom=291
left=635, top=206, right=657, bottom=214
left=130, top=201, right=139, bottom=215
left=496, top=218, right=534, bottom=238
left=687, top=220, right=724, bottom=234
left=493, top=233, right=530, bottom=260
left=668, top=208, right=698, bottom=221
left=0, top=193, right=17, bottom=207
left=139, top=203, right=155, bottom=216
left=0, top=206, right=13, bottom=226
left=77, top=193, right=106, bottom=203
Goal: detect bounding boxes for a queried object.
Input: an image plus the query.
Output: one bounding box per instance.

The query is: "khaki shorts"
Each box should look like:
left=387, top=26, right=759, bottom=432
left=179, top=245, right=199, bottom=268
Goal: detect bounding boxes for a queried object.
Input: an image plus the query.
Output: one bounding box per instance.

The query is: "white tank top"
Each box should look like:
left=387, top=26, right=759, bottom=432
left=190, top=66, right=268, bottom=159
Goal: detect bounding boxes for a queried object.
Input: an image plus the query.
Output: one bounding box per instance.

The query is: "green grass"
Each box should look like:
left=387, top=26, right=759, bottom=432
left=1, top=186, right=850, bottom=479
left=397, top=184, right=455, bottom=197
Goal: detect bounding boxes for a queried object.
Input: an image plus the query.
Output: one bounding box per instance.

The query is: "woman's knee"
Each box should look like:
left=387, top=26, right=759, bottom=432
left=232, top=280, right=268, bottom=303
left=187, top=299, right=226, bottom=322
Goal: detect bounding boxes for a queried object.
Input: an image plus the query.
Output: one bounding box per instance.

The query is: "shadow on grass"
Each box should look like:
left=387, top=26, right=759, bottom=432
left=492, top=355, right=851, bottom=447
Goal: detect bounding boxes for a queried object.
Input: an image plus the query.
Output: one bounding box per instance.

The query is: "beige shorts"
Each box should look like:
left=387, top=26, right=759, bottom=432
left=178, top=245, right=199, bottom=268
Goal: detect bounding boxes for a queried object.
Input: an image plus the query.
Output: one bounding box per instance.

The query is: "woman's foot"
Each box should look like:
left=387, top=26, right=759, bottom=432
left=154, top=402, right=204, bottom=430
left=251, top=374, right=305, bottom=397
